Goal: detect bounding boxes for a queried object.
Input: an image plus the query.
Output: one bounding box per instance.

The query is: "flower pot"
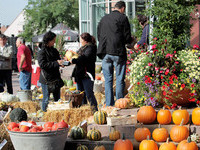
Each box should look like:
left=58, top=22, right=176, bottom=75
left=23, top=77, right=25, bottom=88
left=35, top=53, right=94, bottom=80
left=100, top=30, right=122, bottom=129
left=161, top=88, right=192, bottom=106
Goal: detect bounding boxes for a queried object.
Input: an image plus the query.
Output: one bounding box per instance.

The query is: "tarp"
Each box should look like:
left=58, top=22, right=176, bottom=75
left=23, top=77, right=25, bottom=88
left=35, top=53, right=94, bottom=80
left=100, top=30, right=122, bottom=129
left=32, top=23, right=79, bottom=42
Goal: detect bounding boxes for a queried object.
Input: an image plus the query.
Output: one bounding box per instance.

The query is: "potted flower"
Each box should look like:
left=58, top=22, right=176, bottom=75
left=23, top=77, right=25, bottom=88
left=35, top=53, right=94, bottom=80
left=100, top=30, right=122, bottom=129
left=128, top=39, right=200, bottom=107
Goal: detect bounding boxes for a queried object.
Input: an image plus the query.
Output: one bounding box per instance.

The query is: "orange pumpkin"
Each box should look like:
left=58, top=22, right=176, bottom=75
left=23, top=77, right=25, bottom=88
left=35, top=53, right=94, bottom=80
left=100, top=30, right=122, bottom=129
left=157, top=107, right=171, bottom=125
left=115, top=98, right=131, bottom=109
left=177, top=137, right=198, bottom=150
left=94, top=145, right=106, bottom=150
left=170, top=119, right=189, bottom=142
left=152, top=124, right=169, bottom=142
left=192, top=106, right=200, bottom=125
left=159, top=138, right=176, bottom=150
left=114, top=134, right=133, bottom=150
left=172, top=107, right=189, bottom=125
left=109, top=127, right=121, bottom=141
left=139, top=136, right=158, bottom=150
left=137, top=106, right=156, bottom=124
left=134, top=124, right=151, bottom=142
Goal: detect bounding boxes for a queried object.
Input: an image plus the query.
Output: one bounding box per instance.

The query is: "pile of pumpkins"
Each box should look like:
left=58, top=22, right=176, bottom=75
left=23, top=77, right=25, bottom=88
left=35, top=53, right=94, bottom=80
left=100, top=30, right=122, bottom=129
left=7, top=120, right=69, bottom=132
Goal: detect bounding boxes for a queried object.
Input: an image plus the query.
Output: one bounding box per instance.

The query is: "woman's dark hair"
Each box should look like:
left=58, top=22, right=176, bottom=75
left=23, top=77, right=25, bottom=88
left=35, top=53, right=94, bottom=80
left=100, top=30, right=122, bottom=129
left=43, top=31, right=56, bottom=47
left=80, top=32, right=96, bottom=45
left=137, top=14, right=148, bottom=26
left=115, top=1, right=125, bottom=9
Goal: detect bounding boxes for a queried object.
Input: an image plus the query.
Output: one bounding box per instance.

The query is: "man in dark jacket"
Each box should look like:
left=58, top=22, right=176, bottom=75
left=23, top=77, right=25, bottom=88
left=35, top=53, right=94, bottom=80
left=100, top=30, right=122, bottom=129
left=97, top=1, right=132, bottom=106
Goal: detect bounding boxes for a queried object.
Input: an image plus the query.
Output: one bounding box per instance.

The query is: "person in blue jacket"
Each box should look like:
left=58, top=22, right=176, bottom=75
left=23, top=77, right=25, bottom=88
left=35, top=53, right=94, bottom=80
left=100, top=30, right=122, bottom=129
left=134, top=15, right=149, bottom=50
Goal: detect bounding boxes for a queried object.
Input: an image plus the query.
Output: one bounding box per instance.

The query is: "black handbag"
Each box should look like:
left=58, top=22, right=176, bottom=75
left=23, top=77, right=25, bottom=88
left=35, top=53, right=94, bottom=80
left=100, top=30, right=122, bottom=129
left=41, top=70, right=64, bottom=93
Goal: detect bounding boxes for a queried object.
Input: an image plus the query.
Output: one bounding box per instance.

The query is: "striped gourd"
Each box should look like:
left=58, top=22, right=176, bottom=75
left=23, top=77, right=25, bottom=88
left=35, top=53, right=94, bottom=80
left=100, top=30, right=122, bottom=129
left=77, top=145, right=88, bottom=150
left=94, top=110, right=107, bottom=124
left=87, top=128, right=101, bottom=141
left=70, top=126, right=86, bottom=139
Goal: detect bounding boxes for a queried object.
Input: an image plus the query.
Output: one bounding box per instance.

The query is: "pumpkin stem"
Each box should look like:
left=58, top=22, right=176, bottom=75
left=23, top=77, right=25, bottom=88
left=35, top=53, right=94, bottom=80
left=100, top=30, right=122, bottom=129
left=187, top=136, right=191, bottom=143
left=180, top=118, right=184, bottom=126
left=122, top=133, right=126, bottom=140
left=158, top=124, right=161, bottom=128
left=197, top=104, right=200, bottom=108
left=166, top=138, right=169, bottom=143
left=147, top=135, right=150, bottom=140
left=162, top=106, right=165, bottom=110
left=179, top=106, right=182, bottom=110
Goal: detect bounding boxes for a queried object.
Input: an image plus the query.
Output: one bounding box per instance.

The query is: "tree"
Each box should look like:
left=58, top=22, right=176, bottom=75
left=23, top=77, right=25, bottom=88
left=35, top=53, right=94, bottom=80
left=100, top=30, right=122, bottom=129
left=20, top=0, right=79, bottom=42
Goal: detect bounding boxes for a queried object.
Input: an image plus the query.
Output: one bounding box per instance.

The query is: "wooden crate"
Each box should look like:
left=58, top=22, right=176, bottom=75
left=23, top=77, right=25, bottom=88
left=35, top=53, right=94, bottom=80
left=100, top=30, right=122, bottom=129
left=106, top=115, right=137, bottom=126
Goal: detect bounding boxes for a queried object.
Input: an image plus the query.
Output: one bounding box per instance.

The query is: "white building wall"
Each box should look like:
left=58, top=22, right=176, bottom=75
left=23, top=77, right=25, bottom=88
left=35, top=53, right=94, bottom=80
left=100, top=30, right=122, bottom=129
left=4, top=10, right=25, bottom=37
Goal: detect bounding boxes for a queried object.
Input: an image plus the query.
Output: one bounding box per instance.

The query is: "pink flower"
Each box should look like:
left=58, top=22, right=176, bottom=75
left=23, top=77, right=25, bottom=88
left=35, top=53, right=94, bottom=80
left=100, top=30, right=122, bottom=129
left=155, top=67, right=159, bottom=71
left=129, top=51, right=133, bottom=54
left=174, top=51, right=176, bottom=54
left=166, top=53, right=173, bottom=58
left=164, top=39, right=167, bottom=43
left=152, top=44, right=157, bottom=50
left=160, top=70, right=163, bottom=73
left=146, top=52, right=149, bottom=55
left=175, top=61, right=179, bottom=64
left=153, top=37, right=157, bottom=41
left=148, top=63, right=152, bottom=66
left=165, top=69, right=169, bottom=75
left=193, top=44, right=199, bottom=50
left=153, top=49, right=158, bottom=54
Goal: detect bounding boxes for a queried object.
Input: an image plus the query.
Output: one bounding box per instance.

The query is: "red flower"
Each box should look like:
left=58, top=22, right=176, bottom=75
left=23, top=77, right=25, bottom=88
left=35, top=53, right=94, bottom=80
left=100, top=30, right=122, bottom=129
left=150, top=97, right=154, bottom=100
left=146, top=52, right=149, bottom=55
left=193, top=44, right=199, bottom=50
left=161, top=76, right=163, bottom=79
left=164, top=82, right=169, bottom=86
left=152, top=44, right=157, bottom=50
left=165, top=69, right=169, bottom=75
left=137, top=82, right=140, bottom=85
left=169, top=80, right=173, bottom=84
left=137, top=44, right=140, bottom=48
left=148, top=63, right=152, bottom=66
left=129, top=51, right=133, bottom=54
left=166, top=53, right=173, bottom=58
left=153, top=37, right=157, bottom=41
left=190, top=93, right=195, bottom=97
left=155, top=67, right=159, bottom=71
left=164, top=39, right=167, bottom=43
left=181, top=84, right=185, bottom=88
left=165, top=97, right=169, bottom=99
left=197, top=100, right=200, bottom=104
left=174, top=51, right=176, bottom=54
left=169, top=89, right=173, bottom=93
left=189, top=98, right=196, bottom=102
left=175, top=61, right=179, bottom=64
left=171, top=103, right=177, bottom=109
left=191, top=84, right=195, bottom=88
left=153, top=49, right=158, bottom=54
left=180, top=69, right=183, bottom=72
left=162, top=85, right=166, bottom=90
left=163, top=91, right=166, bottom=96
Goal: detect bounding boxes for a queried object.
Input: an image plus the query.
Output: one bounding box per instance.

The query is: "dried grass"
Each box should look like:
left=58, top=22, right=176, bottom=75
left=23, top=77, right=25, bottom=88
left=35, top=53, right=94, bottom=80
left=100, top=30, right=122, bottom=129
left=7, top=101, right=41, bottom=113
left=43, top=105, right=94, bottom=127
left=95, top=92, right=105, bottom=107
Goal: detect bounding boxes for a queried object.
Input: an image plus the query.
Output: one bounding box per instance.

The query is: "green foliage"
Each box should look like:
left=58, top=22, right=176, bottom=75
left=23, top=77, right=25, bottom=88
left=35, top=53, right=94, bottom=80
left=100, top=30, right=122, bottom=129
left=145, top=0, right=198, bottom=51
left=20, top=0, right=79, bottom=42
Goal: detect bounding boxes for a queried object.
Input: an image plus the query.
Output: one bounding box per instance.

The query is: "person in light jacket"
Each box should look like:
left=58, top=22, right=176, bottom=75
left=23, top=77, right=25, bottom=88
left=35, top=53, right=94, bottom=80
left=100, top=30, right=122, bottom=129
left=0, top=34, right=13, bottom=94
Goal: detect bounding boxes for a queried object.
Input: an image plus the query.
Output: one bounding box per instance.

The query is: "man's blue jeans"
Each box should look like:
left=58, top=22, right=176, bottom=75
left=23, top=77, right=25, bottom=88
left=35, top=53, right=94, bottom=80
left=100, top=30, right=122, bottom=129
left=41, top=83, right=61, bottom=112
left=77, top=78, right=98, bottom=111
left=19, top=70, right=31, bottom=90
left=102, top=54, right=126, bottom=106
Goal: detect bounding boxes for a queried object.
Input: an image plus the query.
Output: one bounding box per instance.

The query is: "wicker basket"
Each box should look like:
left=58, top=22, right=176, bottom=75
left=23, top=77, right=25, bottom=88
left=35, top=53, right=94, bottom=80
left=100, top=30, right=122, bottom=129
left=64, top=92, right=84, bottom=108
left=161, top=88, right=192, bottom=106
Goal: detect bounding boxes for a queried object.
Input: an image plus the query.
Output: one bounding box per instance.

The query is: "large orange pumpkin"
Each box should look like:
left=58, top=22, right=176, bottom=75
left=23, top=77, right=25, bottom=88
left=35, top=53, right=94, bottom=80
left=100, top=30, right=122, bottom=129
left=157, top=107, right=171, bottom=125
left=177, top=137, right=198, bottom=150
left=134, top=124, right=151, bottom=142
left=192, top=106, right=200, bottom=125
left=114, top=134, right=133, bottom=150
left=170, top=119, right=189, bottom=142
left=115, top=98, right=131, bottom=109
left=139, top=136, right=158, bottom=150
left=137, top=106, right=156, bottom=124
left=172, top=107, right=189, bottom=125
left=159, top=138, right=176, bottom=150
left=152, top=124, right=169, bottom=142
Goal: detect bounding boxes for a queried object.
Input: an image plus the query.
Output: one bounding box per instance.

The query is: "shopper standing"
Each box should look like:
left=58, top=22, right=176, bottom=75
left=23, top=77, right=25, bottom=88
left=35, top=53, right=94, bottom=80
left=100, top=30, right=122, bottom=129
left=0, top=34, right=13, bottom=94
left=97, top=1, right=132, bottom=106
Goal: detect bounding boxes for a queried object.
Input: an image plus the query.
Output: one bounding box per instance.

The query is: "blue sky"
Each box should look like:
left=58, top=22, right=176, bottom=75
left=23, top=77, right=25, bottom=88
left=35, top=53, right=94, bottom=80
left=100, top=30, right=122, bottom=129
left=0, top=0, right=28, bottom=26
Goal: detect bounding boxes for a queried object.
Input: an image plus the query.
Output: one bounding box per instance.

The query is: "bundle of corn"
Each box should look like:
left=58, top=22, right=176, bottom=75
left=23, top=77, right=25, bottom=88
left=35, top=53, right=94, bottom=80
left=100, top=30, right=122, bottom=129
left=94, top=93, right=105, bottom=108
left=7, top=101, right=40, bottom=113
left=43, top=105, right=94, bottom=127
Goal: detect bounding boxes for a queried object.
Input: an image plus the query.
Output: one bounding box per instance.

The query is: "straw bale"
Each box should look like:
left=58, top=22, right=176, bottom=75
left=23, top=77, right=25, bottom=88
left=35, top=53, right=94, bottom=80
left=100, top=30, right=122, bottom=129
left=43, top=105, right=94, bottom=127
left=7, top=101, right=41, bottom=113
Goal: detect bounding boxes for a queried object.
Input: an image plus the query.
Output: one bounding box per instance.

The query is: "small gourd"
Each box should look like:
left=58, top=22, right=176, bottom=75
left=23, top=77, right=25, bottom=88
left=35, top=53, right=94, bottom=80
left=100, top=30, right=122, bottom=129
left=94, top=110, right=107, bottom=125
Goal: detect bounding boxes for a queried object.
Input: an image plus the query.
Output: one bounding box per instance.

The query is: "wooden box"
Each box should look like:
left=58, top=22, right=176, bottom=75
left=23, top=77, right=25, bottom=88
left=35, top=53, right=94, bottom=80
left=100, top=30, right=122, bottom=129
left=106, top=115, right=137, bottom=126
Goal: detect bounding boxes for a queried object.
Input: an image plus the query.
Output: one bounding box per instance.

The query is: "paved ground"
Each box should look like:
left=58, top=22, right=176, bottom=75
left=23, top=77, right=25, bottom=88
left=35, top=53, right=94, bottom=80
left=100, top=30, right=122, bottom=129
left=10, top=64, right=76, bottom=95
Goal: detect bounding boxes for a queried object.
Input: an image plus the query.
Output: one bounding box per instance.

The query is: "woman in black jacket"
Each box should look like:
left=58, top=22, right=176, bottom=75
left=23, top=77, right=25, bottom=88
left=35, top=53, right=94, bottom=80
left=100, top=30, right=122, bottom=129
left=37, top=31, right=64, bottom=111
left=71, top=32, right=98, bottom=111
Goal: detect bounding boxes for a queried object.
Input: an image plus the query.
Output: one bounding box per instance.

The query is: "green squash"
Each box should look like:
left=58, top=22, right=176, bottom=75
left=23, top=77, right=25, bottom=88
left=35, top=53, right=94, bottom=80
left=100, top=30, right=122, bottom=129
left=77, top=145, right=88, bottom=150
left=87, top=128, right=101, bottom=141
left=94, top=110, right=107, bottom=125
left=70, top=126, right=86, bottom=139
